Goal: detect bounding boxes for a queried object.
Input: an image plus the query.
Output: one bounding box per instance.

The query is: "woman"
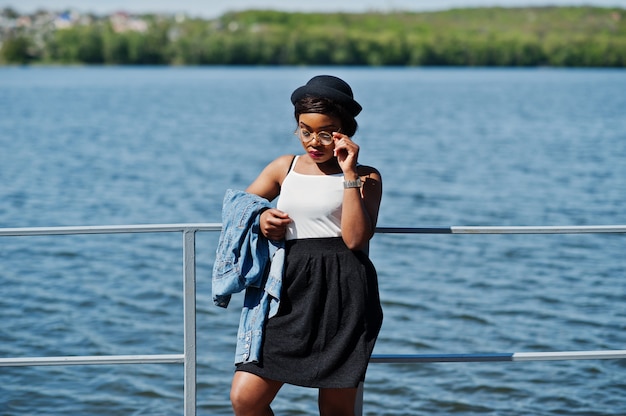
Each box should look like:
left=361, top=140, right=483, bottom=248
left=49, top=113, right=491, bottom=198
left=231, top=75, right=383, bottom=416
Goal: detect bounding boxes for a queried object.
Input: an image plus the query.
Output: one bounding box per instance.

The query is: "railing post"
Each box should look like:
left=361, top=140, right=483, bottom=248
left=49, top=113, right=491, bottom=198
left=182, top=229, right=197, bottom=416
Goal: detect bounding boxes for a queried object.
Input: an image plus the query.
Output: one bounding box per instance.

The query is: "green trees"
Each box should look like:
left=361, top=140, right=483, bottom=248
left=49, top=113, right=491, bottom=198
left=1, top=35, right=33, bottom=64
left=2, top=7, right=625, bottom=66
left=39, top=21, right=170, bottom=64
left=48, top=25, right=104, bottom=63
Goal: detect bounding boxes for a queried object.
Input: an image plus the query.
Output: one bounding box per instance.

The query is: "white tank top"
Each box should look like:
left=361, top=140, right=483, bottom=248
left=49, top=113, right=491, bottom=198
left=277, top=156, right=344, bottom=241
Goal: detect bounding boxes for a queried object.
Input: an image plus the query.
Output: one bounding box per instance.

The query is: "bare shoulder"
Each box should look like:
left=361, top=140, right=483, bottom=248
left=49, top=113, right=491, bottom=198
left=273, top=154, right=297, bottom=172
left=357, top=164, right=382, bottom=201
left=265, top=154, right=297, bottom=181
left=246, top=154, right=296, bottom=200
left=357, top=164, right=382, bottom=181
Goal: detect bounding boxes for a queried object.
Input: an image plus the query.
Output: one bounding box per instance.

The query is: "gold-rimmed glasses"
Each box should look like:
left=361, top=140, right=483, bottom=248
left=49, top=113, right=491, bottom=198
left=295, top=127, right=337, bottom=146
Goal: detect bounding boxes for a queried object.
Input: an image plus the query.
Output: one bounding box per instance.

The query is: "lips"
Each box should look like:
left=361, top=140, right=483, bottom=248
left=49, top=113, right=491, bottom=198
left=308, top=150, right=325, bottom=158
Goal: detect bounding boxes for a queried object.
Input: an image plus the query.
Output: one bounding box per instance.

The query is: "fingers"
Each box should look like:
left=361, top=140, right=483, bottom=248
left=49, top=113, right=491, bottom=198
left=332, top=132, right=359, bottom=170
left=260, top=209, right=291, bottom=240
left=332, top=132, right=359, bottom=154
left=266, top=208, right=290, bottom=220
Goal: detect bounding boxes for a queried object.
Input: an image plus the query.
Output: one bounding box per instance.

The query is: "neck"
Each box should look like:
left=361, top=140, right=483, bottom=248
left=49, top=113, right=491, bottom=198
left=316, top=158, right=342, bottom=174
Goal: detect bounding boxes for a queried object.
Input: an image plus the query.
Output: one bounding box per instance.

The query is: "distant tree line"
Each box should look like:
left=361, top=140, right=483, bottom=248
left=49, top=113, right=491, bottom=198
left=2, top=7, right=625, bottom=66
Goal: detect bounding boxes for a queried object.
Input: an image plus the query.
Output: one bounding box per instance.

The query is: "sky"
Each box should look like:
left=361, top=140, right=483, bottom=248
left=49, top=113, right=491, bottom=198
left=1, top=0, right=624, bottom=18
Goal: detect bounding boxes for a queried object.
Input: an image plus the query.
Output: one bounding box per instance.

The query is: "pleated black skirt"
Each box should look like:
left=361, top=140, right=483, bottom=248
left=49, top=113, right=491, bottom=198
left=236, top=237, right=383, bottom=388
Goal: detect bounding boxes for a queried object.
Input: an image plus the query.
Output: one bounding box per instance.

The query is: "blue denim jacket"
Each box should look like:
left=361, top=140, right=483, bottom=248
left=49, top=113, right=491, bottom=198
left=212, top=189, right=284, bottom=364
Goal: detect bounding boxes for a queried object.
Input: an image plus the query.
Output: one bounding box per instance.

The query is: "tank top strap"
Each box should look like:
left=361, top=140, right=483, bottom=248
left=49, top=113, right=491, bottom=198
left=287, top=155, right=298, bottom=174
left=279, top=155, right=298, bottom=195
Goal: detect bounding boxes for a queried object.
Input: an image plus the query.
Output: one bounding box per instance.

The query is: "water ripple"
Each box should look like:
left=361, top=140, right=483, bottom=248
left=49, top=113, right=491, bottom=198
left=1, top=67, right=625, bottom=415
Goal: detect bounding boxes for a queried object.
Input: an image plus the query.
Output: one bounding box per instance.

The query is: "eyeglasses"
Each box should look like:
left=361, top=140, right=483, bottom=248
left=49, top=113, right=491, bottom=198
left=295, top=127, right=337, bottom=146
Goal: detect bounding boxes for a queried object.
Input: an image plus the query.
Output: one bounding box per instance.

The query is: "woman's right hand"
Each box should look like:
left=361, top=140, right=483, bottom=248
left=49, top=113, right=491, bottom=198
left=260, top=208, right=291, bottom=241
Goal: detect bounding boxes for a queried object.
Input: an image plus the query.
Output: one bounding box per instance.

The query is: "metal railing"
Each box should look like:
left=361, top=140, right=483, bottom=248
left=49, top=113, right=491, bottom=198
left=0, top=223, right=220, bottom=416
left=1, top=223, right=625, bottom=416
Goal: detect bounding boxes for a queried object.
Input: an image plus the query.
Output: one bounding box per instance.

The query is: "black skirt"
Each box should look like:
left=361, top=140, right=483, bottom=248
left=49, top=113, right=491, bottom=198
left=236, top=237, right=383, bottom=388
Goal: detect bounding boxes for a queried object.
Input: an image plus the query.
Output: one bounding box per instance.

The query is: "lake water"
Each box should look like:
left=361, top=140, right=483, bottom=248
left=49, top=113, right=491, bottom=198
left=0, top=67, right=625, bottom=415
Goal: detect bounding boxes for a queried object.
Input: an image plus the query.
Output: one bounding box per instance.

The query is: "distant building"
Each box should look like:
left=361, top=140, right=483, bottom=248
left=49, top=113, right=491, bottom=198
left=110, top=11, right=148, bottom=33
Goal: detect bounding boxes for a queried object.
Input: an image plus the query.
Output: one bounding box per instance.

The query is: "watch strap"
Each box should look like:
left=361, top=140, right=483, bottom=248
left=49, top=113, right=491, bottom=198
left=343, top=178, right=362, bottom=189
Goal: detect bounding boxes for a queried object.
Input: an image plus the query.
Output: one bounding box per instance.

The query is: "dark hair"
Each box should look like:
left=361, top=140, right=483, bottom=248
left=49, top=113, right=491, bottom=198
left=293, top=95, right=359, bottom=137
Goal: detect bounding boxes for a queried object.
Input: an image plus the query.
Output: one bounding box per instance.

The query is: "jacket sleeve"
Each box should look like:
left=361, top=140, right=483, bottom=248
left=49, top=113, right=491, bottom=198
left=212, top=189, right=271, bottom=308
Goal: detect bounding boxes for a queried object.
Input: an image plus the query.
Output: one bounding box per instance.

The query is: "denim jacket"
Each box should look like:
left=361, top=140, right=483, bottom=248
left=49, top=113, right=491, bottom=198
left=212, top=189, right=284, bottom=364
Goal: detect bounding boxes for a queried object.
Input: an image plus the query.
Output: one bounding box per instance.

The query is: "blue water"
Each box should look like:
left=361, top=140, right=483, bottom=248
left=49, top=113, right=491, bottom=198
left=1, top=67, right=625, bottom=415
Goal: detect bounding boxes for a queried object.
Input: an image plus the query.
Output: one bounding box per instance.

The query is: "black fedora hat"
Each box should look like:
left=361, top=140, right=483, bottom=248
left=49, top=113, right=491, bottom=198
left=290, top=75, right=362, bottom=117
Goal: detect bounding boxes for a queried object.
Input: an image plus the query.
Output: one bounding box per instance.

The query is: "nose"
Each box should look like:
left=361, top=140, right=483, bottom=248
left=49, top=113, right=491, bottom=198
left=309, top=133, right=323, bottom=144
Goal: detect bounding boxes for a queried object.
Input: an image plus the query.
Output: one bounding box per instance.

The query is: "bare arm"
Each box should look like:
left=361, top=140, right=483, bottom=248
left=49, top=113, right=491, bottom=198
left=333, top=133, right=383, bottom=250
left=341, top=166, right=382, bottom=250
left=245, top=155, right=294, bottom=240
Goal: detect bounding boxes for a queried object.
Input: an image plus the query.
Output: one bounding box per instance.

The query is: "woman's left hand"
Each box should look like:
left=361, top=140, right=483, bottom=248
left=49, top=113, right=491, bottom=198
left=333, top=132, right=359, bottom=175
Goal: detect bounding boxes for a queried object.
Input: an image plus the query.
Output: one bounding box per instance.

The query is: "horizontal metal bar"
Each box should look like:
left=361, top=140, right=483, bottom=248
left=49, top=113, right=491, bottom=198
left=513, top=350, right=626, bottom=361
left=0, top=354, right=185, bottom=367
left=371, top=350, right=626, bottom=363
left=371, top=353, right=513, bottom=363
left=7, top=350, right=622, bottom=368
left=2, top=224, right=625, bottom=237
left=0, top=223, right=222, bottom=236
left=450, top=225, right=626, bottom=234
left=377, top=225, right=626, bottom=234
left=375, top=227, right=452, bottom=234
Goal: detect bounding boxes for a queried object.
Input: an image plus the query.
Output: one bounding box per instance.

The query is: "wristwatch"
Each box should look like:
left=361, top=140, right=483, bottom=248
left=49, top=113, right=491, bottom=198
left=343, top=178, right=362, bottom=189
